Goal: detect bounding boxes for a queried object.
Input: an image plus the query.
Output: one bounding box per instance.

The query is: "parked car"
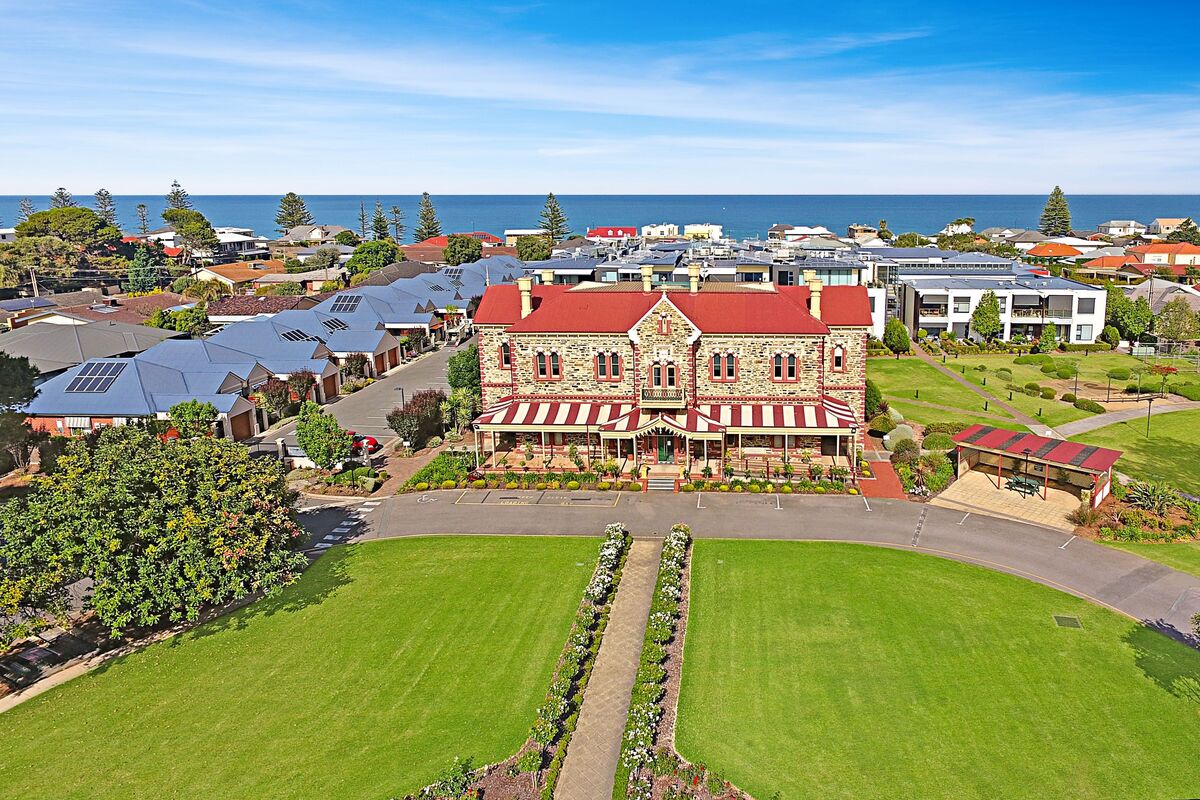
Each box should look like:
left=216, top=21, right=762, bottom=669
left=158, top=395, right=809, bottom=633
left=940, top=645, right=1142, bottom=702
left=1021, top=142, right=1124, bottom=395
left=347, top=431, right=381, bottom=453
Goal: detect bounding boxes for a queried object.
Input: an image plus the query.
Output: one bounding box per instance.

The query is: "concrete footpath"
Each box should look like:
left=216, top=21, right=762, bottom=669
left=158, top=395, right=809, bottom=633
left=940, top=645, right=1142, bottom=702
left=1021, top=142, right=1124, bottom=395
left=555, top=538, right=663, bottom=800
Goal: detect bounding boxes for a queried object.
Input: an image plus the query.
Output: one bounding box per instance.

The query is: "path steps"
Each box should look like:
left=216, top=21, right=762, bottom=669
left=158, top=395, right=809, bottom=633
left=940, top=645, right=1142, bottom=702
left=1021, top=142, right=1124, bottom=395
left=555, top=537, right=663, bottom=800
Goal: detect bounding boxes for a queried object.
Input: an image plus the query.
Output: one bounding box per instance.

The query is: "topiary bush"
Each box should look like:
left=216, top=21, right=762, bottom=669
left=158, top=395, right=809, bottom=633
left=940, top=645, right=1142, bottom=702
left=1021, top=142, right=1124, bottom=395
left=1073, top=398, right=1105, bottom=414
left=1041, top=387, right=1056, bottom=399
left=1106, top=367, right=1131, bottom=381
left=1062, top=392, right=1077, bottom=403
left=921, top=432, right=955, bottom=451
left=414, top=481, right=430, bottom=491
left=1040, top=363, right=1058, bottom=375
left=884, top=424, right=915, bottom=451
left=1171, top=383, right=1200, bottom=401
left=440, top=479, right=457, bottom=490
left=566, top=480, right=581, bottom=490
left=870, top=413, right=897, bottom=435
left=1015, top=353, right=1053, bottom=366
left=1055, top=366, right=1076, bottom=380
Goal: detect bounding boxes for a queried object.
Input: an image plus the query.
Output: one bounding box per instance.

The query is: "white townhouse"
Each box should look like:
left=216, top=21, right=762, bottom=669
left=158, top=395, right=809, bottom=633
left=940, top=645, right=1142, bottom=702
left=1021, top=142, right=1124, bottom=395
left=1097, top=220, right=1147, bottom=238
left=897, top=274, right=1107, bottom=344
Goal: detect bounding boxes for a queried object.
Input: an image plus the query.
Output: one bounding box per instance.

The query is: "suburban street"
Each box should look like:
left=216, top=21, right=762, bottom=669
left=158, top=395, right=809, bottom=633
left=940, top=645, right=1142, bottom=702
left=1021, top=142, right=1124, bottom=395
left=299, top=490, right=1200, bottom=647
left=257, top=344, right=457, bottom=448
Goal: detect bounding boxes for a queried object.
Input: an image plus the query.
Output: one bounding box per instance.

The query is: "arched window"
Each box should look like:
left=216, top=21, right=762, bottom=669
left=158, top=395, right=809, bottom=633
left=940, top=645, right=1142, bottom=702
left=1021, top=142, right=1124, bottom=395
left=535, top=352, right=561, bottom=380
left=711, top=353, right=737, bottom=382
left=499, top=341, right=511, bottom=368
left=832, top=345, right=845, bottom=373
left=771, top=353, right=799, bottom=382
left=595, top=352, right=621, bottom=381
left=535, top=351, right=548, bottom=378
left=772, top=353, right=784, bottom=380
left=549, top=352, right=561, bottom=377
left=787, top=353, right=797, bottom=380
left=657, top=315, right=672, bottom=335
left=665, top=363, right=677, bottom=387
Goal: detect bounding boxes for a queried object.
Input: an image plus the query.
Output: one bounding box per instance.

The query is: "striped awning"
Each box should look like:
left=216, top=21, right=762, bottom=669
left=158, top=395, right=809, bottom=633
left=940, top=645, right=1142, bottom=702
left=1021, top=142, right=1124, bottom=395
left=474, top=399, right=636, bottom=430
left=695, top=396, right=858, bottom=431
left=598, top=408, right=725, bottom=439
left=475, top=396, right=858, bottom=435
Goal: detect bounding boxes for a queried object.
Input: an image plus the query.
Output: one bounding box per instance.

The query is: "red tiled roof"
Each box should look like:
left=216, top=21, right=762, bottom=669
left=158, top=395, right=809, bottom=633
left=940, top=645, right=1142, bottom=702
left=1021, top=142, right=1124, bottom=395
left=952, top=424, right=1121, bottom=474
left=474, top=284, right=872, bottom=333
left=55, top=292, right=190, bottom=324
left=1128, top=242, right=1200, bottom=256
left=1081, top=255, right=1139, bottom=269
left=416, top=231, right=503, bottom=247
left=1120, top=262, right=1189, bottom=277
left=1027, top=242, right=1082, bottom=257
left=587, top=226, right=638, bottom=238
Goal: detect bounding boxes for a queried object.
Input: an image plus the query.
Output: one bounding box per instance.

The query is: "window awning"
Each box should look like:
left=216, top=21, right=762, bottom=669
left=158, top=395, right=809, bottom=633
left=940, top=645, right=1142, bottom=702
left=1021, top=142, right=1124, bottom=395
left=598, top=408, right=725, bottom=439
left=474, top=399, right=636, bottom=430
left=695, top=397, right=858, bottom=432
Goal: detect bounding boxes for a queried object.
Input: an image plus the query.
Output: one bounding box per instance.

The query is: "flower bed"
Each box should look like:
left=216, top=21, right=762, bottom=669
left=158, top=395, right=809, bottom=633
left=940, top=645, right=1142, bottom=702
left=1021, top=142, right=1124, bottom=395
left=1071, top=481, right=1200, bottom=543
left=416, top=524, right=632, bottom=800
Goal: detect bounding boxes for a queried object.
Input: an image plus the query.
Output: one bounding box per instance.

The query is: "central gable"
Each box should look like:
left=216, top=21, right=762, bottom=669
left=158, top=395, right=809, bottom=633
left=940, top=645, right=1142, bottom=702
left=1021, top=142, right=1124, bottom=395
left=628, top=293, right=701, bottom=345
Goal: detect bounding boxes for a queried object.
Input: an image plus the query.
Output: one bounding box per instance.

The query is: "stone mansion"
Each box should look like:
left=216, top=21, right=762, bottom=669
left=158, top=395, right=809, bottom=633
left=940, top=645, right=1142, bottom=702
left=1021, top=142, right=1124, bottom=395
left=471, top=265, right=871, bottom=480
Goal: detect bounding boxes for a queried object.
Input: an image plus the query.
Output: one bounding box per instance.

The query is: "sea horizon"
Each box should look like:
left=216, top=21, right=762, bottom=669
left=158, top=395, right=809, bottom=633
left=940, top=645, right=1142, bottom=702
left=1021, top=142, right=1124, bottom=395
left=3, top=193, right=1197, bottom=244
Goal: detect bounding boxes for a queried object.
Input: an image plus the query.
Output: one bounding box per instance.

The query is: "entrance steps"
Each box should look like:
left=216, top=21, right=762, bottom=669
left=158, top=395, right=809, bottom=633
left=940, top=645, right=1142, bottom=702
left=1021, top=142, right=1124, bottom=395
left=646, top=477, right=676, bottom=491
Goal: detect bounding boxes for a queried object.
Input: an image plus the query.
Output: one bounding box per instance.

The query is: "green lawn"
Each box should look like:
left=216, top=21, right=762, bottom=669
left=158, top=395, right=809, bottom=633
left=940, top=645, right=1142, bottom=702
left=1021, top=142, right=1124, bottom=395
left=1070, top=409, right=1200, bottom=495
left=678, top=541, right=1200, bottom=800
left=1105, top=542, right=1200, bottom=579
left=0, top=536, right=597, bottom=800
left=867, top=357, right=1012, bottom=422
left=884, top=400, right=1017, bottom=431
left=951, top=361, right=1091, bottom=427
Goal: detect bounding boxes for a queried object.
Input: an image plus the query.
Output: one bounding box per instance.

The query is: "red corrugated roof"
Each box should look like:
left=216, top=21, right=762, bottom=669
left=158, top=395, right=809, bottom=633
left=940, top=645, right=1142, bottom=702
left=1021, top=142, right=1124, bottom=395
left=952, top=424, right=1122, bottom=473
left=1129, top=242, right=1200, bottom=256
left=474, top=284, right=872, bottom=333
left=416, top=231, right=502, bottom=247
left=1082, top=255, right=1139, bottom=268
left=587, top=226, right=638, bottom=238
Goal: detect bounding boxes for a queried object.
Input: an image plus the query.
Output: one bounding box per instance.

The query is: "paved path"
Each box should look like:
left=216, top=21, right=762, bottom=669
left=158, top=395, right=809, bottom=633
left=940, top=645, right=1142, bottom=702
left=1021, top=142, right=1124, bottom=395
left=911, top=349, right=1050, bottom=433
left=350, top=492, right=1200, bottom=645
left=1054, top=399, right=1200, bottom=437
left=555, top=538, right=663, bottom=800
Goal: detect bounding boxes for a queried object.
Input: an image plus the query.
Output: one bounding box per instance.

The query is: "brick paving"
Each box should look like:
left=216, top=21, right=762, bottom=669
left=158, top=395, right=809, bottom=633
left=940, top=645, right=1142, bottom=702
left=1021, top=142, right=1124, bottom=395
left=859, top=461, right=907, bottom=500
left=555, top=538, right=663, bottom=800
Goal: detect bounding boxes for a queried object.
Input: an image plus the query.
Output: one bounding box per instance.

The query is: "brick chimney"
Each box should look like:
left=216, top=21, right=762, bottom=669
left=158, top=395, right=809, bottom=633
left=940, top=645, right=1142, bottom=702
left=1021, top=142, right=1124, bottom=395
left=539, top=268, right=555, bottom=286
left=516, top=276, right=533, bottom=319
left=804, top=269, right=823, bottom=320
left=640, top=264, right=653, bottom=293
left=688, top=262, right=701, bottom=294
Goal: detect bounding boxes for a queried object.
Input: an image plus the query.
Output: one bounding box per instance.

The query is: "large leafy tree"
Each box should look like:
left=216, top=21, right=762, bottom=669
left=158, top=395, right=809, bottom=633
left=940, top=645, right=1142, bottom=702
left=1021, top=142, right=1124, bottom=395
left=538, top=192, right=570, bottom=241
left=448, top=344, right=481, bottom=416
left=162, top=208, right=219, bottom=264
left=274, top=192, right=313, bottom=234
left=517, top=235, right=552, bottom=261
left=93, top=188, right=118, bottom=226
left=295, top=400, right=351, bottom=470
left=1106, top=286, right=1153, bottom=342
left=893, top=232, right=931, bottom=248
left=970, top=290, right=1003, bottom=340
left=1038, top=186, right=1071, bottom=236
left=302, top=246, right=342, bottom=271
left=0, top=236, right=82, bottom=287
left=165, top=179, right=193, bottom=210
left=346, top=239, right=398, bottom=275
left=1165, top=218, right=1200, bottom=245
left=334, top=229, right=361, bottom=247
left=443, top=234, right=482, bottom=266
left=882, top=317, right=911, bottom=354
left=0, top=353, right=40, bottom=473
left=16, top=206, right=120, bottom=250
left=167, top=399, right=219, bottom=437
left=0, top=425, right=307, bottom=638
left=123, top=245, right=160, bottom=293
left=1154, top=297, right=1200, bottom=342
left=415, top=192, right=442, bottom=242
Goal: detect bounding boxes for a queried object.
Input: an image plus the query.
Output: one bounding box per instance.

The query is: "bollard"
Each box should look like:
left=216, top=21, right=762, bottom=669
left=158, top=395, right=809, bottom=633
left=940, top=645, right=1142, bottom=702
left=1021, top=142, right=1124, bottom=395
left=984, top=401, right=989, bottom=411
left=1009, top=391, right=1013, bottom=400
left=915, top=388, right=919, bottom=399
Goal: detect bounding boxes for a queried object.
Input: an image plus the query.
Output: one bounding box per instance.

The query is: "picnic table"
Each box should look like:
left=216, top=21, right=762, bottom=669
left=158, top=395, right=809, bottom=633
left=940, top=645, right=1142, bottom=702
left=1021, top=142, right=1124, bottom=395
left=1006, top=475, right=1040, bottom=498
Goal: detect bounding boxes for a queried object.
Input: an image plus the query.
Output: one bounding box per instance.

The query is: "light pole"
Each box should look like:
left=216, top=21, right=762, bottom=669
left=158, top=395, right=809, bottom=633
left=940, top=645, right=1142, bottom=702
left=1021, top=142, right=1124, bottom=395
left=1145, top=396, right=1155, bottom=438
left=1022, top=447, right=1032, bottom=485
left=849, top=423, right=859, bottom=482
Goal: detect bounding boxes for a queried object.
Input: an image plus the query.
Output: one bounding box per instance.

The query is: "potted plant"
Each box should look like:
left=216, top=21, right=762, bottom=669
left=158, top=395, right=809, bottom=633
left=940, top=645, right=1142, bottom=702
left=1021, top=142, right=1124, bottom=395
left=810, top=463, right=825, bottom=481
left=800, top=448, right=813, bottom=464
left=701, top=465, right=713, bottom=479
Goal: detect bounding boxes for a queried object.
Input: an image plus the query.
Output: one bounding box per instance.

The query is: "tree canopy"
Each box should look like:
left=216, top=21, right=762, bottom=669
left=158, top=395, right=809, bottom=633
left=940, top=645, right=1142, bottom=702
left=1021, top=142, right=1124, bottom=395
left=371, top=201, right=390, bottom=241
left=295, top=400, right=351, bottom=470
left=16, top=206, right=120, bottom=250
left=883, top=318, right=911, bottom=354
left=970, top=290, right=1003, bottom=340
left=443, top=234, right=482, bottom=266
left=49, top=187, right=75, bottom=208
left=162, top=208, right=219, bottom=262
left=165, top=179, right=193, bottom=210
left=346, top=239, right=399, bottom=275
left=334, top=229, right=361, bottom=247
left=517, top=235, right=552, bottom=261
left=302, top=246, right=342, bottom=271
left=0, top=425, right=307, bottom=639
left=1165, top=218, right=1200, bottom=245
left=274, top=192, right=313, bottom=234
left=167, top=399, right=219, bottom=437
left=93, top=188, right=118, bottom=226
left=389, top=205, right=406, bottom=241
left=414, top=192, right=442, bottom=242
left=0, top=236, right=83, bottom=287
left=1039, top=186, right=1071, bottom=236
left=123, top=245, right=161, bottom=293
left=1154, top=297, right=1200, bottom=342
left=1106, top=285, right=1153, bottom=342
left=539, top=193, right=570, bottom=241
left=893, top=232, right=931, bottom=248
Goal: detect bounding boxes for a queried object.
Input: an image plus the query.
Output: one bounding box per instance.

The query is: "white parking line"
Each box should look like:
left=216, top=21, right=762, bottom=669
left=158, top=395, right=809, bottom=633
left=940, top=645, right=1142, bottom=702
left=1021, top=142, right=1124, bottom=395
left=361, top=501, right=381, bottom=507
left=1059, top=535, right=1076, bottom=550
left=775, top=494, right=781, bottom=510
left=860, top=493, right=872, bottom=512
left=958, top=513, right=971, bottom=525
left=696, top=492, right=704, bottom=509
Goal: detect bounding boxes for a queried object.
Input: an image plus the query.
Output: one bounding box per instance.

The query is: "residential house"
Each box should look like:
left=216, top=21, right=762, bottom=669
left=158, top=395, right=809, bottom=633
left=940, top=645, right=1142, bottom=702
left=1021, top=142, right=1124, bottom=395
left=349, top=261, right=440, bottom=286
left=472, top=268, right=871, bottom=483
left=16, top=292, right=191, bottom=328
left=276, top=224, right=349, bottom=245
left=504, top=228, right=547, bottom=246
left=0, top=227, right=16, bottom=243
left=1124, top=277, right=1200, bottom=314
left=207, top=294, right=326, bottom=324
left=1004, top=230, right=1049, bottom=251
left=683, top=223, right=723, bottom=241
left=642, top=223, right=680, bottom=239
left=896, top=274, right=1107, bottom=343
left=146, top=226, right=269, bottom=263
left=846, top=224, right=878, bottom=239
left=416, top=232, right=504, bottom=248
left=1097, top=220, right=1147, bottom=238
left=1025, top=242, right=1082, bottom=264
left=1147, top=218, right=1189, bottom=237
left=1043, top=236, right=1108, bottom=254
left=1127, top=242, right=1200, bottom=267
left=1074, top=254, right=1142, bottom=283
left=252, top=266, right=347, bottom=295
left=194, top=260, right=289, bottom=294
left=586, top=226, right=638, bottom=243
left=0, top=319, right=183, bottom=381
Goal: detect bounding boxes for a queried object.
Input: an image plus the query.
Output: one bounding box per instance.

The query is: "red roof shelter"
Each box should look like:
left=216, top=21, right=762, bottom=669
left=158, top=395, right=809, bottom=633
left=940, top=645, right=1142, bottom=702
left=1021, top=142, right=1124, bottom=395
left=951, top=424, right=1122, bottom=507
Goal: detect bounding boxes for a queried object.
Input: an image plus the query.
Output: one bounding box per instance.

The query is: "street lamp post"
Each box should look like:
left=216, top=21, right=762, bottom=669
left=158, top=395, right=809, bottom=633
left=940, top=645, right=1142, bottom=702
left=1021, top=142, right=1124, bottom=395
left=1145, top=396, right=1155, bottom=438
left=1023, top=447, right=1032, bottom=484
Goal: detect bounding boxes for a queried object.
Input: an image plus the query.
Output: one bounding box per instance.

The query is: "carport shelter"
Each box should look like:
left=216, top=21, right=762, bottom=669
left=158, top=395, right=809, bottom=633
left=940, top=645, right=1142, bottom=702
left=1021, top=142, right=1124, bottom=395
left=951, top=425, right=1122, bottom=507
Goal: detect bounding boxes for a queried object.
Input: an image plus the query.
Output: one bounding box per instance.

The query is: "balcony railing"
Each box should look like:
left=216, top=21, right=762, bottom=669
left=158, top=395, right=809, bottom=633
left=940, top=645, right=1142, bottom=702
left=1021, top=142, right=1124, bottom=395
left=918, top=306, right=948, bottom=318
left=641, top=387, right=685, bottom=407
left=1012, top=307, right=1072, bottom=319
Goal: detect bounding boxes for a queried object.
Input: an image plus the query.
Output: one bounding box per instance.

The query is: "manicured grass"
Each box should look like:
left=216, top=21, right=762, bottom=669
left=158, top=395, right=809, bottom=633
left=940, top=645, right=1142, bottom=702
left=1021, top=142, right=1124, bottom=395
left=1070, top=409, right=1200, bottom=495
left=884, top=400, right=1016, bottom=431
left=953, top=362, right=1091, bottom=427
left=867, top=357, right=1012, bottom=420
left=678, top=541, right=1200, bottom=800
left=0, top=536, right=597, bottom=800
left=1105, top=541, right=1200, bottom=579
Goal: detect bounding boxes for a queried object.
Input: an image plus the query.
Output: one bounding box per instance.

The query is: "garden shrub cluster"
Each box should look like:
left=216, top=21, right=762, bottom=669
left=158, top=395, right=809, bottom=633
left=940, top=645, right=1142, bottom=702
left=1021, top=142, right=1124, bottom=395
left=920, top=432, right=955, bottom=451
left=894, top=451, right=955, bottom=496
left=1097, top=481, right=1200, bottom=543
left=615, top=524, right=691, bottom=800
left=386, top=388, right=447, bottom=450
left=402, top=451, right=475, bottom=490
left=1171, top=383, right=1200, bottom=401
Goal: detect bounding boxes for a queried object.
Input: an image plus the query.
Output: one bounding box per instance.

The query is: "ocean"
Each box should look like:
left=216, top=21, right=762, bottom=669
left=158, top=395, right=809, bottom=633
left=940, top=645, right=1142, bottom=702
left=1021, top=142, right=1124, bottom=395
left=1, top=195, right=1197, bottom=243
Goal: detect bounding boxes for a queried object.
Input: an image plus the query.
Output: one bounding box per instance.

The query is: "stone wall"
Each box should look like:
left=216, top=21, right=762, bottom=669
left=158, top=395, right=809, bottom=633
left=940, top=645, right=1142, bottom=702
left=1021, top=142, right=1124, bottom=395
left=508, top=333, right=636, bottom=399
left=694, top=334, right=823, bottom=400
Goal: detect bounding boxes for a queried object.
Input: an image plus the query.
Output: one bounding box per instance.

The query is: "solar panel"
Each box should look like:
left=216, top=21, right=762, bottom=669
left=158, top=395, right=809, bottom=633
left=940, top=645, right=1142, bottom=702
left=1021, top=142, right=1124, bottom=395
left=321, top=318, right=349, bottom=332
left=427, top=283, right=447, bottom=292
left=997, top=432, right=1027, bottom=451
left=962, top=426, right=993, bottom=444
left=1068, top=446, right=1098, bottom=467
left=280, top=329, right=312, bottom=342
left=65, top=362, right=125, bottom=393
left=328, top=295, right=362, bottom=314
left=443, top=267, right=463, bottom=280
left=1032, top=440, right=1060, bottom=459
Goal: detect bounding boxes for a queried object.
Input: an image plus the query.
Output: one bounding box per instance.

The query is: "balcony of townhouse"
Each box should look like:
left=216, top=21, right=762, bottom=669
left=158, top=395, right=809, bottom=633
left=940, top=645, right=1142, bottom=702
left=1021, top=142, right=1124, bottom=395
left=640, top=386, right=687, bottom=408
left=1011, top=306, right=1072, bottom=320
left=918, top=304, right=949, bottom=320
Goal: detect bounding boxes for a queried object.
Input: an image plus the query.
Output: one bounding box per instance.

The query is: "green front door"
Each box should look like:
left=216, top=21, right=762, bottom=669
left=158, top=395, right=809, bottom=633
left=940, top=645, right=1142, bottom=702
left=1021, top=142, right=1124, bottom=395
left=657, top=435, right=673, bottom=463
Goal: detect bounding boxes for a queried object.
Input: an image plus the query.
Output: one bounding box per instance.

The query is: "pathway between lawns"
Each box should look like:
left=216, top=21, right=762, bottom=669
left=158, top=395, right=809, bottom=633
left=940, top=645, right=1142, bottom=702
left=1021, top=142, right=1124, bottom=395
left=1054, top=399, right=1200, bottom=437
left=911, top=348, right=1049, bottom=435
left=556, top=537, right=663, bottom=800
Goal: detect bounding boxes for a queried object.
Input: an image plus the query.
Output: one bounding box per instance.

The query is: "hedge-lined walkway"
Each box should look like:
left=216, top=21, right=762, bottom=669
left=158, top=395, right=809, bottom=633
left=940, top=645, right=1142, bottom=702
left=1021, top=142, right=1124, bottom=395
left=911, top=347, right=1045, bottom=432
left=556, top=538, right=663, bottom=800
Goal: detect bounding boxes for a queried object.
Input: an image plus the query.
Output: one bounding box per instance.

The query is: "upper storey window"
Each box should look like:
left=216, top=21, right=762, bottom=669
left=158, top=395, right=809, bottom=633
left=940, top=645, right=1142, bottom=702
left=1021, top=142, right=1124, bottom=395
left=711, top=353, right=737, bottom=382
left=771, top=352, right=798, bottom=382
left=535, top=351, right=561, bottom=380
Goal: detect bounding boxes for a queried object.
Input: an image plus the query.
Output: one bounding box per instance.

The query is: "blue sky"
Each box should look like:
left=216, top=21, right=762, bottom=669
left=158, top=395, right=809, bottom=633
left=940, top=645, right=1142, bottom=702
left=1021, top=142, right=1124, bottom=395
left=2, top=0, right=1199, bottom=193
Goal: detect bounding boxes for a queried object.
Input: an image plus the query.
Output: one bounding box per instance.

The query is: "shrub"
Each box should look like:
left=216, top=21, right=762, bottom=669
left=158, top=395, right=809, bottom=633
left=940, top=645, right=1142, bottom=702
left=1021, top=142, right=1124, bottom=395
left=1125, top=382, right=1141, bottom=394
left=440, top=479, right=457, bottom=490
left=680, top=484, right=694, bottom=493
left=1171, top=383, right=1200, bottom=401
left=1024, top=381, right=1041, bottom=391
left=505, top=481, right=518, bottom=489
left=403, top=451, right=474, bottom=489
left=924, top=421, right=970, bottom=436
left=885, top=424, right=915, bottom=451
left=814, top=486, right=826, bottom=494
left=995, top=367, right=1013, bottom=380
left=597, top=481, right=611, bottom=491
left=781, top=484, right=793, bottom=494
left=1067, top=503, right=1102, bottom=527
left=865, top=379, right=883, bottom=419
left=414, top=481, right=430, bottom=491
left=921, top=432, right=955, bottom=451
left=869, top=414, right=896, bottom=435
left=566, top=480, right=580, bottom=490
left=1055, top=366, right=1076, bottom=380
left=472, top=479, right=486, bottom=489
left=748, top=484, right=761, bottom=493
left=1125, top=481, right=1180, bottom=516
left=718, top=484, right=729, bottom=492
left=1040, top=387, right=1056, bottom=399
left=1040, top=363, right=1058, bottom=375
left=917, top=328, right=928, bottom=339
left=1100, top=325, right=1121, bottom=346
left=428, top=435, right=444, bottom=448
left=892, top=438, right=919, bottom=457
left=1061, top=342, right=1113, bottom=352
left=1014, top=353, right=1053, bottom=365
left=1073, top=398, right=1105, bottom=414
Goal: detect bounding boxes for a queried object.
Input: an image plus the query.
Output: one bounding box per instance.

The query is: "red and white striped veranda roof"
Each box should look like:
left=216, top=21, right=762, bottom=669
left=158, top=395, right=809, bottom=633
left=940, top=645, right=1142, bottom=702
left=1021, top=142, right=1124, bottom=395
left=474, top=396, right=858, bottom=435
